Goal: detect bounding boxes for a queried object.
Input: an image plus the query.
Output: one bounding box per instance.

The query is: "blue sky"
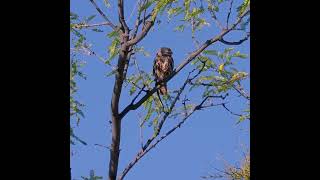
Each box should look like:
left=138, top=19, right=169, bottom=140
left=71, top=0, right=250, bottom=179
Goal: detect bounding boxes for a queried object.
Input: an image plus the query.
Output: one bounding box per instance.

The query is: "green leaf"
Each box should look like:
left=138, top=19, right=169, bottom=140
left=140, top=0, right=155, bottom=12
left=144, top=101, right=154, bottom=121
left=191, top=57, right=200, bottom=65
left=86, top=15, right=96, bottom=23
left=70, top=12, right=79, bottom=20
left=107, top=38, right=120, bottom=63
left=236, top=115, right=246, bottom=124
left=203, top=50, right=218, bottom=56
left=134, top=46, right=151, bottom=57
left=103, top=0, right=111, bottom=8
left=237, top=0, right=250, bottom=17
left=107, top=30, right=120, bottom=38
left=106, top=69, right=117, bottom=77
left=190, top=7, right=204, bottom=18
left=130, top=86, right=136, bottom=95
left=152, top=116, right=159, bottom=132
left=167, top=7, right=183, bottom=18
left=194, top=18, right=210, bottom=31
left=233, top=51, right=247, bottom=59
left=174, top=24, right=185, bottom=32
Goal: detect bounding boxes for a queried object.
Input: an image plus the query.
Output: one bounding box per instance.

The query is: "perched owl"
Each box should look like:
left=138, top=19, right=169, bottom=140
left=153, top=47, right=174, bottom=95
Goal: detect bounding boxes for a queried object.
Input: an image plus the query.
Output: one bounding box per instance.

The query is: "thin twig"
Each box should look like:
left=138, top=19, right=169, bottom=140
left=88, top=0, right=116, bottom=30
left=118, top=92, right=222, bottom=180
left=226, top=0, right=234, bottom=29
left=73, top=22, right=111, bottom=29
left=94, top=144, right=111, bottom=150
left=127, top=0, right=141, bottom=23
left=219, top=32, right=250, bottom=45
left=212, top=14, right=224, bottom=31
left=232, top=84, right=250, bottom=100
left=222, top=103, right=242, bottom=117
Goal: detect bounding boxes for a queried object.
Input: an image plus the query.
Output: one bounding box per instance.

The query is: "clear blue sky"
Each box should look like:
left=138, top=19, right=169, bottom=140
left=71, top=0, right=250, bottom=179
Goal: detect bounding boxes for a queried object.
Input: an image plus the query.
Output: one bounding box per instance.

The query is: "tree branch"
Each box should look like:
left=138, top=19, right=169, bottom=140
left=118, top=0, right=130, bottom=33
left=109, top=30, right=130, bottom=180
left=219, top=33, right=250, bottom=45
left=232, top=84, right=250, bottom=100
left=118, top=93, right=223, bottom=180
left=126, top=20, right=154, bottom=46
left=221, top=103, right=243, bottom=117
left=73, top=22, right=112, bottom=29
left=89, top=0, right=116, bottom=30
left=119, top=66, right=209, bottom=179
left=119, top=9, right=250, bottom=119
left=226, top=0, right=234, bottom=29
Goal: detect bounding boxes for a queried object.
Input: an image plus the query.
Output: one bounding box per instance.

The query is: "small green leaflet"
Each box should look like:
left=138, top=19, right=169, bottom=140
left=106, top=38, right=120, bottom=64
left=85, top=15, right=96, bottom=23
left=203, top=50, right=218, bottom=56
left=103, top=0, right=111, bottom=8
left=232, top=51, right=247, bottom=59
left=237, top=0, right=250, bottom=17
left=174, top=24, right=185, bottom=32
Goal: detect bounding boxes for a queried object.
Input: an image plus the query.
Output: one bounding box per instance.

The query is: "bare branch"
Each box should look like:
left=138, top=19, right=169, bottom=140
left=222, top=103, right=243, bottom=117
left=212, top=14, right=224, bottom=31
left=127, top=0, right=141, bottom=23
left=232, top=84, right=250, bottom=100
left=226, top=0, right=234, bottom=28
left=94, top=144, right=111, bottom=150
left=89, top=0, right=116, bottom=30
left=126, top=20, right=154, bottom=46
left=219, top=33, right=250, bottom=45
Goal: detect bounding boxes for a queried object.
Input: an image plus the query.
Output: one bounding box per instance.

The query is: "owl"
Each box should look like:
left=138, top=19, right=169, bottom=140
left=153, top=47, right=174, bottom=95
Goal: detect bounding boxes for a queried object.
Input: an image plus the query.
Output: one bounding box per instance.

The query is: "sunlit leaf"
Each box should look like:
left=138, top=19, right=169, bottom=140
left=237, top=0, right=250, bottom=17
left=203, top=50, right=218, bottom=56
left=233, top=51, right=247, bottom=59
left=174, top=24, right=185, bottom=32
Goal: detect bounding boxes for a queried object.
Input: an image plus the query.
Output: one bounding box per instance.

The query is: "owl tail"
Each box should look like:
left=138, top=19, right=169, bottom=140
left=159, top=83, right=168, bottom=95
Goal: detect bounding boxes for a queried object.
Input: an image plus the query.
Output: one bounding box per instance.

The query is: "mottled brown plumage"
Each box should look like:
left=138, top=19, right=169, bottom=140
left=153, top=47, right=174, bottom=95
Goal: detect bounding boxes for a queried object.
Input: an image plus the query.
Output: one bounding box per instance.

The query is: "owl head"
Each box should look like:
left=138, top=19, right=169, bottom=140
left=157, top=47, right=172, bottom=57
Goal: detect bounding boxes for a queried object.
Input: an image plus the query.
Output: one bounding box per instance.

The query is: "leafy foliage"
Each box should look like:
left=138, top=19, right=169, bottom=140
left=70, top=0, right=250, bottom=178
left=202, top=152, right=250, bottom=180
left=70, top=12, right=88, bottom=145
left=237, top=0, right=250, bottom=17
